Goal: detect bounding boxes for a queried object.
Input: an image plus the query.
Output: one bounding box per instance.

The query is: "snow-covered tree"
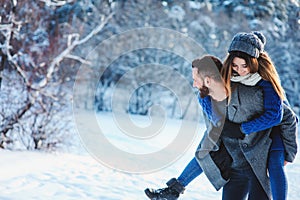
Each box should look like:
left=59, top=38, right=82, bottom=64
left=0, top=0, right=114, bottom=150
left=1, top=0, right=299, bottom=150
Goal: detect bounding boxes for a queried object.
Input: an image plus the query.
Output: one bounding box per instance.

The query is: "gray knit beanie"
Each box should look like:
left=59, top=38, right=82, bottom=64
left=228, top=31, right=266, bottom=58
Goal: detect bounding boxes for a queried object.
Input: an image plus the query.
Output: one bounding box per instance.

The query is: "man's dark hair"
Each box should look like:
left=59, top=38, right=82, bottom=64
left=192, top=55, right=223, bottom=82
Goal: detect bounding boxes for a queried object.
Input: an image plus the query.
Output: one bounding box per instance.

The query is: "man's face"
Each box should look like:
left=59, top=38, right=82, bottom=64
left=192, top=68, right=209, bottom=98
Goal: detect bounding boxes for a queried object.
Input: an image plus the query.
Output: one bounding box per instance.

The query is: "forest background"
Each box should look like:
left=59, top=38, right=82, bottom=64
left=1, top=0, right=299, bottom=151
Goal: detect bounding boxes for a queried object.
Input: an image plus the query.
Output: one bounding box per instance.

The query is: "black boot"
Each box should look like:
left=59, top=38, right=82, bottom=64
left=144, top=178, right=185, bottom=200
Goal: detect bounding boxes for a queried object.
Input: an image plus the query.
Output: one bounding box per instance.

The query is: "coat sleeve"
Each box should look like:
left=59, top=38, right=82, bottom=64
left=240, top=80, right=283, bottom=134
left=195, top=112, right=231, bottom=191
left=279, top=104, right=298, bottom=162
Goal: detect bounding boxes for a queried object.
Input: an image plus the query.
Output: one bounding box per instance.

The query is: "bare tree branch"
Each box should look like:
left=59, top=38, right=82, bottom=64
left=1, top=7, right=30, bottom=87
left=1, top=100, right=33, bottom=135
left=65, top=54, right=92, bottom=65
left=41, top=12, right=114, bottom=89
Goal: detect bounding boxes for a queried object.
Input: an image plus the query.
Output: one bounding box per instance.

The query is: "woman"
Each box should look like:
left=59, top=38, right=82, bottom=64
left=221, top=31, right=297, bottom=200
left=144, top=32, right=298, bottom=200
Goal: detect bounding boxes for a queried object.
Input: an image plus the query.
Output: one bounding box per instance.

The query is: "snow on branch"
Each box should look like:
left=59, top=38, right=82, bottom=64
left=39, top=0, right=75, bottom=7
left=41, top=12, right=114, bottom=89
left=65, top=54, right=92, bottom=65
left=0, top=13, right=30, bottom=87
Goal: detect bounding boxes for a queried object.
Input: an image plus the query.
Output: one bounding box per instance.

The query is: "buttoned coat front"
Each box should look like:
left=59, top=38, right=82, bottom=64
left=195, top=82, right=297, bottom=198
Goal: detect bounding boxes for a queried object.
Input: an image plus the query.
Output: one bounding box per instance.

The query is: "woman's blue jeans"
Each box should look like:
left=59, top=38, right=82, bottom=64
left=268, top=150, right=287, bottom=200
left=177, top=157, right=203, bottom=187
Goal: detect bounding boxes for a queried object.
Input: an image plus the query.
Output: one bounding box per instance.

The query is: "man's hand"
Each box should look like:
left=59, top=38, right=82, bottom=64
left=222, top=119, right=245, bottom=139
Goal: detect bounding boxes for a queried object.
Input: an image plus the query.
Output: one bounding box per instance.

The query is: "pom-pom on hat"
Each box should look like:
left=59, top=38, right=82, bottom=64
left=228, top=31, right=266, bottom=58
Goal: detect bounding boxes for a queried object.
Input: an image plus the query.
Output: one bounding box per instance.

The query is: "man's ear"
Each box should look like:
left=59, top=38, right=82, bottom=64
left=204, top=76, right=211, bottom=86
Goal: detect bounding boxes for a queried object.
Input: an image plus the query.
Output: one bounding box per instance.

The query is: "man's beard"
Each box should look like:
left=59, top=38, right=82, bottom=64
left=199, top=85, right=209, bottom=98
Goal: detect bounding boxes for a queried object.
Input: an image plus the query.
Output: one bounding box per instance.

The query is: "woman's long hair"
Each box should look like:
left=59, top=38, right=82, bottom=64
left=221, top=51, right=285, bottom=100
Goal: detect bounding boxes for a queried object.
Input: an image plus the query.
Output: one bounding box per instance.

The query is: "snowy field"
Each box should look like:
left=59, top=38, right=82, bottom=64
left=0, top=112, right=299, bottom=200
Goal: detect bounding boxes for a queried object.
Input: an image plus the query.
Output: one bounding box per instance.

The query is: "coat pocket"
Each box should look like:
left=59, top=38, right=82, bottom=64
left=209, top=141, right=233, bottom=181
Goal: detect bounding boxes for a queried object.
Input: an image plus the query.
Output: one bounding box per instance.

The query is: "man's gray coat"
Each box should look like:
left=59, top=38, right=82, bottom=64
left=195, top=83, right=298, bottom=198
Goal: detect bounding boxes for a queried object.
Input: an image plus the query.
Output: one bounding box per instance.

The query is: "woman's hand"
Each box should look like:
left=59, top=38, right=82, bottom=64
left=284, top=160, right=289, bottom=166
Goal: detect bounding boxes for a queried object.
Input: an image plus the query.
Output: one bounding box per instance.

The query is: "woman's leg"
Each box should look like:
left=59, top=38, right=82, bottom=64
left=144, top=157, right=203, bottom=199
left=177, top=157, right=203, bottom=187
left=268, top=150, right=287, bottom=200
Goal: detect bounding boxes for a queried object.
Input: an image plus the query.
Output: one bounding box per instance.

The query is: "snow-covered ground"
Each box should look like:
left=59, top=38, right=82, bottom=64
left=0, top=112, right=299, bottom=200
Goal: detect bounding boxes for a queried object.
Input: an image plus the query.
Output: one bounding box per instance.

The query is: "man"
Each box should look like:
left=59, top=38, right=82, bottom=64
left=145, top=55, right=229, bottom=200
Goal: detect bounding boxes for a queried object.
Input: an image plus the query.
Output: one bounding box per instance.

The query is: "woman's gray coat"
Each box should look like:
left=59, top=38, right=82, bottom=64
left=195, top=82, right=298, bottom=198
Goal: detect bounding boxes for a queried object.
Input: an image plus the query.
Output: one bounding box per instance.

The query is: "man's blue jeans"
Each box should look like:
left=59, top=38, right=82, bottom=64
left=222, top=166, right=269, bottom=200
left=177, top=156, right=274, bottom=200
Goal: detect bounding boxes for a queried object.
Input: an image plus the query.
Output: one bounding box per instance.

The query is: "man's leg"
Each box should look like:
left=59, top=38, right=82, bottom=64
left=222, top=168, right=249, bottom=200
left=248, top=167, right=270, bottom=200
